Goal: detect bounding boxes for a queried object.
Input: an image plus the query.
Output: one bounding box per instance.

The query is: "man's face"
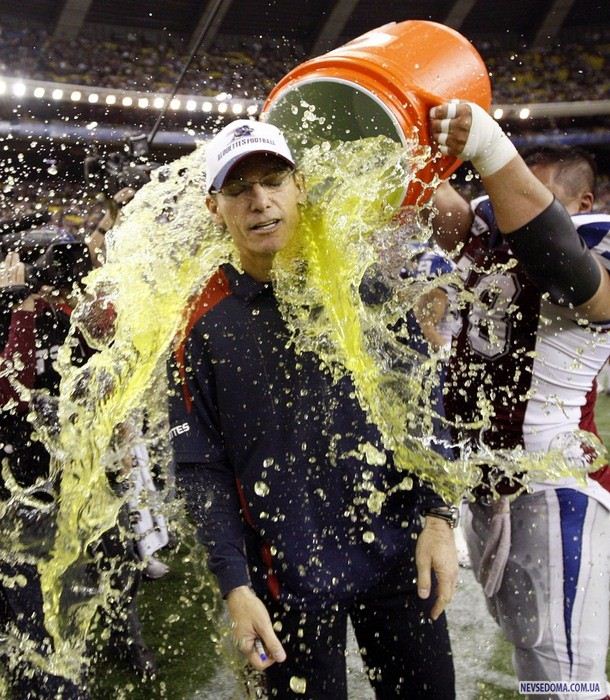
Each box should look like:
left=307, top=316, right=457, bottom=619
left=206, top=153, right=304, bottom=279
left=530, top=163, right=593, bottom=214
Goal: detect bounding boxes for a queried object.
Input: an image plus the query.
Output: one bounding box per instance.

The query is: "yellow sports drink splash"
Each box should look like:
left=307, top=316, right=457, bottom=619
left=6, top=132, right=603, bottom=687
left=3, top=20, right=605, bottom=690
left=261, top=19, right=604, bottom=502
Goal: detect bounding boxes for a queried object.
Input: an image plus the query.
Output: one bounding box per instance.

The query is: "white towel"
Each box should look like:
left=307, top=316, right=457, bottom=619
left=128, top=443, right=169, bottom=560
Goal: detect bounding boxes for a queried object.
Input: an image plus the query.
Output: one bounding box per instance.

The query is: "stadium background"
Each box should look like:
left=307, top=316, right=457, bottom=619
left=0, top=1, right=608, bottom=698
left=0, top=0, right=609, bottom=208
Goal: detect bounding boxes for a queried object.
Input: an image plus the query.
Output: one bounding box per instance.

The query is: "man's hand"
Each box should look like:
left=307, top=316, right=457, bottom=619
left=0, top=251, right=36, bottom=311
left=414, top=287, right=449, bottom=352
left=429, top=100, right=517, bottom=177
left=225, top=585, right=286, bottom=671
left=416, top=516, right=459, bottom=620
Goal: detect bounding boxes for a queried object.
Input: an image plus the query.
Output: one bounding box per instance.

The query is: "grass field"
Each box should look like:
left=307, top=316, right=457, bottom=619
left=88, top=530, right=230, bottom=700
left=597, top=393, right=610, bottom=447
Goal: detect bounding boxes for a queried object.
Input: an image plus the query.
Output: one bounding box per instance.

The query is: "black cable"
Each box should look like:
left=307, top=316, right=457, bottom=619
left=147, top=0, right=229, bottom=147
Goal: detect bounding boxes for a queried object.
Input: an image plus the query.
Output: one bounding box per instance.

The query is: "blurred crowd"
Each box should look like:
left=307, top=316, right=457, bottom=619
left=0, top=24, right=304, bottom=99
left=479, top=29, right=610, bottom=102
left=0, top=178, right=104, bottom=239
left=0, top=23, right=609, bottom=103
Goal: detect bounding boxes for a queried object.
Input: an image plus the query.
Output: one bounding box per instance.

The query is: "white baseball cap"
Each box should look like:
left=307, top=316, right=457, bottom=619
left=205, top=119, right=295, bottom=192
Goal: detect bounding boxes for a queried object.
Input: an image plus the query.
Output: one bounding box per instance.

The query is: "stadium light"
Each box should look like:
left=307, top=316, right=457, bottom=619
left=0, top=74, right=268, bottom=123
left=19, top=74, right=610, bottom=128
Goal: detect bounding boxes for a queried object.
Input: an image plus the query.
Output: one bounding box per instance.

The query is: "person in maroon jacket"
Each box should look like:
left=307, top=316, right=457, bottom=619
left=0, top=240, right=92, bottom=698
left=429, top=120, right=610, bottom=698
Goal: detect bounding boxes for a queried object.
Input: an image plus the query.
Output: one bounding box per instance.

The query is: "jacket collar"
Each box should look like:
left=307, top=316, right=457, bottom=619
left=222, top=263, right=273, bottom=302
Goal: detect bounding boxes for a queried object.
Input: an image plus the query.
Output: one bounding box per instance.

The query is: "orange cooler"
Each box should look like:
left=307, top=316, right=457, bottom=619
left=262, top=20, right=491, bottom=205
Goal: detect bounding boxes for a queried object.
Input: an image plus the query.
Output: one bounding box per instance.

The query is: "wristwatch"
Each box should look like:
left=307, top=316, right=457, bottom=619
left=424, top=505, right=460, bottom=529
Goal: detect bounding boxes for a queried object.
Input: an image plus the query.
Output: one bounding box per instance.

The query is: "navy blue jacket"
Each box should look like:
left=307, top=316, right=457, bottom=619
left=169, top=264, right=443, bottom=608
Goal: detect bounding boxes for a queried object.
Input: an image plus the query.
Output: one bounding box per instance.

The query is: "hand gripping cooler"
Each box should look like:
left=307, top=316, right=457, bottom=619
left=262, top=20, right=492, bottom=205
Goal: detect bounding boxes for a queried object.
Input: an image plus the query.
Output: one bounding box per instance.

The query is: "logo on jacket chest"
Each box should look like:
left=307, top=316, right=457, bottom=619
left=35, top=345, right=60, bottom=375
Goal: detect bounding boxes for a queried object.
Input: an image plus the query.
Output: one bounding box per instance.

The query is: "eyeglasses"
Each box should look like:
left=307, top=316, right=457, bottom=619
left=212, top=169, right=294, bottom=198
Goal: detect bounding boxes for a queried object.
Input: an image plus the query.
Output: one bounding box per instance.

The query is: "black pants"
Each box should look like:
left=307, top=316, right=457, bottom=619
left=93, top=521, right=146, bottom=655
left=264, top=583, right=455, bottom=699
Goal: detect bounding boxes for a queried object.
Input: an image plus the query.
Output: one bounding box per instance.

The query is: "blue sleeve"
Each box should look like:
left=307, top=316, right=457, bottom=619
left=168, top=325, right=250, bottom=596
left=417, top=250, right=454, bottom=279
left=176, top=461, right=251, bottom=597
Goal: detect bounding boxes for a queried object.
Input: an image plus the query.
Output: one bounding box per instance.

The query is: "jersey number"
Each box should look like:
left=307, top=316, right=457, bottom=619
left=467, top=273, right=520, bottom=359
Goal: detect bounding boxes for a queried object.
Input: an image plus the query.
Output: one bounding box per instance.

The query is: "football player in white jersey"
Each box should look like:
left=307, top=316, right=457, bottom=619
left=429, top=102, right=610, bottom=700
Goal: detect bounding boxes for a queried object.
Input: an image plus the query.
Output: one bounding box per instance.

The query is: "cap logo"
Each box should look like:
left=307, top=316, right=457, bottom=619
left=232, top=125, right=255, bottom=140
left=216, top=135, right=277, bottom=161
left=207, top=120, right=293, bottom=191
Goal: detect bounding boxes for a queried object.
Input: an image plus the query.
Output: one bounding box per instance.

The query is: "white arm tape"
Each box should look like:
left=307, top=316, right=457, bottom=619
left=446, top=100, right=458, bottom=119
left=459, top=102, right=518, bottom=177
left=439, top=118, right=452, bottom=133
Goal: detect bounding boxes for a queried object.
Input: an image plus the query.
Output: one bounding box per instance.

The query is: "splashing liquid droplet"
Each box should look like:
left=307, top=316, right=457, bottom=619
left=290, top=676, right=308, bottom=694
left=254, top=481, right=270, bottom=497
